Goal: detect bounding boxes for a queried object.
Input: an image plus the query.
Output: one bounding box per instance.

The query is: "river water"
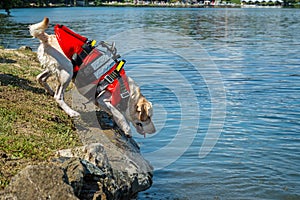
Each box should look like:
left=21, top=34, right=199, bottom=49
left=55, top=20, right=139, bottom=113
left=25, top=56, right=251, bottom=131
left=1, top=7, right=300, bottom=200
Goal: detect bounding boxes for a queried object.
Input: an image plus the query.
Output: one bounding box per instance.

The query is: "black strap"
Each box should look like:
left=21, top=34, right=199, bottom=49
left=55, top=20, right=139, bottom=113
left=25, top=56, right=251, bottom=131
left=118, top=76, right=130, bottom=99
left=72, top=42, right=94, bottom=67
left=95, top=60, right=129, bottom=107
left=117, top=75, right=130, bottom=109
left=98, top=61, right=125, bottom=90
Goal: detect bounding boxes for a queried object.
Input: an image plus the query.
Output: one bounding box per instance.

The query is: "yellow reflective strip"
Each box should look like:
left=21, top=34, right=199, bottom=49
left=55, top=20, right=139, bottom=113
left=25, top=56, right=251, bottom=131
left=91, top=40, right=96, bottom=47
left=116, top=60, right=125, bottom=71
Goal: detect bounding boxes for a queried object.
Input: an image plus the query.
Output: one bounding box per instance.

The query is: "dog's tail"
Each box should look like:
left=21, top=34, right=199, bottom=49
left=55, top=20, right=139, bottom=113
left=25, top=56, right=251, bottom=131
left=29, top=17, right=49, bottom=43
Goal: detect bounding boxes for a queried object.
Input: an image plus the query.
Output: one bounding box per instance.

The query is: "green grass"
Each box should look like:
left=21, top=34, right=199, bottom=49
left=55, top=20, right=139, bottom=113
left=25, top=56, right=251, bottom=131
left=0, top=49, right=82, bottom=189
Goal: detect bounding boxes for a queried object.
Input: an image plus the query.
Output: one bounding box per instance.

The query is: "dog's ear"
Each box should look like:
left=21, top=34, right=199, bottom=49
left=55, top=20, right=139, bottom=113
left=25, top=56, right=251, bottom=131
left=137, top=102, right=147, bottom=122
left=137, top=98, right=152, bottom=121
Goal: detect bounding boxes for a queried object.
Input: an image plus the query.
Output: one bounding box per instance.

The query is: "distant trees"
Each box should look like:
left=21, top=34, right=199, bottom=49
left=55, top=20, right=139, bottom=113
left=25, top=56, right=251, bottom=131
left=285, top=0, right=300, bottom=6
left=0, top=0, right=67, bottom=10
left=0, top=0, right=13, bottom=15
left=0, top=0, right=34, bottom=15
left=0, top=0, right=63, bottom=15
left=1, top=0, right=299, bottom=12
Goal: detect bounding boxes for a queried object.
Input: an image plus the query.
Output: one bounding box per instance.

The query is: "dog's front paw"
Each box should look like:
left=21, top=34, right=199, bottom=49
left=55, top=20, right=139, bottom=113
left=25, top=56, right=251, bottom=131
left=69, top=110, right=80, bottom=118
left=124, top=132, right=132, bottom=138
left=123, top=127, right=132, bottom=138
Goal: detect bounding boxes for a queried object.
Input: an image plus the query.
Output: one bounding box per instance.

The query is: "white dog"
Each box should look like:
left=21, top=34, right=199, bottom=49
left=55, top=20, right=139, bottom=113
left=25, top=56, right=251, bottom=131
left=29, top=17, right=155, bottom=137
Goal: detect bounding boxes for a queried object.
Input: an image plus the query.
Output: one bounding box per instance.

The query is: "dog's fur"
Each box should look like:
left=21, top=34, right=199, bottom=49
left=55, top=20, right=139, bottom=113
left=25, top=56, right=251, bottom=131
left=29, top=17, right=155, bottom=137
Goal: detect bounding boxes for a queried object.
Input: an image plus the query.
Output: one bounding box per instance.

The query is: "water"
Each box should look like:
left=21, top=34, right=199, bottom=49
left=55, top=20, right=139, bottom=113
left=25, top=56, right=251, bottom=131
left=1, top=7, right=300, bottom=200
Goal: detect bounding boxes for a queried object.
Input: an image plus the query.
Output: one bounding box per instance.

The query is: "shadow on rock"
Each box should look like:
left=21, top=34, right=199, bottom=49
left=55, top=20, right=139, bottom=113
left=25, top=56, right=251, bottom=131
left=79, top=110, right=115, bottom=130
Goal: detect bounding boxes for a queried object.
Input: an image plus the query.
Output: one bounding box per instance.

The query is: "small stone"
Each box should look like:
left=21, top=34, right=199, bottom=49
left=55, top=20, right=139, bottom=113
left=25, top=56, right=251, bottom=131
left=18, top=46, right=32, bottom=51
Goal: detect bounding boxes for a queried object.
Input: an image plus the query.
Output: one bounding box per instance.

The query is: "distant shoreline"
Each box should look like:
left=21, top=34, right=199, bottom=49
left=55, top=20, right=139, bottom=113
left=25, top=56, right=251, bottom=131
left=5, top=2, right=295, bottom=10
left=7, top=3, right=241, bottom=9
left=5, top=4, right=299, bottom=10
left=100, top=3, right=241, bottom=8
left=2, top=2, right=300, bottom=15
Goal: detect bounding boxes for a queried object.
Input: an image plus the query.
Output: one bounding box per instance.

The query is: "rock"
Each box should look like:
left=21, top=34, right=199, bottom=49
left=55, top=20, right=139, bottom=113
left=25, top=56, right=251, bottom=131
left=0, top=165, right=79, bottom=200
left=1, top=139, right=153, bottom=200
left=57, top=142, right=153, bottom=199
left=61, top=158, right=85, bottom=197
left=18, top=46, right=32, bottom=51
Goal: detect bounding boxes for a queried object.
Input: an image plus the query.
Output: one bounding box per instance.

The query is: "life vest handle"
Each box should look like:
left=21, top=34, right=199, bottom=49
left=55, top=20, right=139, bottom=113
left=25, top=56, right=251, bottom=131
left=100, top=41, right=119, bottom=59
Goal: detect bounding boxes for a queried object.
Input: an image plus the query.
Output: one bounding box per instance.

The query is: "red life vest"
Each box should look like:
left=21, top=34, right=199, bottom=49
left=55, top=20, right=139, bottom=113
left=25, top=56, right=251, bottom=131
left=54, top=24, right=87, bottom=73
left=54, top=24, right=129, bottom=106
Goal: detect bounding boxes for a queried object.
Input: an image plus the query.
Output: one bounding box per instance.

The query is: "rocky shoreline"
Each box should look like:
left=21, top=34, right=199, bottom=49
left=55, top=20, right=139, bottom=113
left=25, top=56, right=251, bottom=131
left=0, top=47, right=153, bottom=200
left=1, top=137, right=153, bottom=200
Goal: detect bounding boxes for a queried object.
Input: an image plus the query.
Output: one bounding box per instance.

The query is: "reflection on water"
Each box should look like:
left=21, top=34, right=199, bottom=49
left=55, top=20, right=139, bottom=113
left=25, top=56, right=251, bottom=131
left=1, top=7, right=300, bottom=200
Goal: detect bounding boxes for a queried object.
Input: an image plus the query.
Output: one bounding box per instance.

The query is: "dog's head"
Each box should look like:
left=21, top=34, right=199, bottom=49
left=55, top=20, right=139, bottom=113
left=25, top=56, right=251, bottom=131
left=131, top=96, right=156, bottom=136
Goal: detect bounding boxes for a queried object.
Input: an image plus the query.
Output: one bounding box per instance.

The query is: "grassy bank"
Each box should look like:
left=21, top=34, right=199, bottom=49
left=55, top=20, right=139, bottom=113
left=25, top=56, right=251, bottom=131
left=0, top=48, right=82, bottom=189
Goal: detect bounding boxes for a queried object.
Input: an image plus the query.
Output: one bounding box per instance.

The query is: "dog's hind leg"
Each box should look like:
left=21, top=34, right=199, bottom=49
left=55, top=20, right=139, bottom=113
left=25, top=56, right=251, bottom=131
left=43, top=45, right=80, bottom=118
left=37, top=69, right=54, bottom=96
left=54, top=69, right=80, bottom=118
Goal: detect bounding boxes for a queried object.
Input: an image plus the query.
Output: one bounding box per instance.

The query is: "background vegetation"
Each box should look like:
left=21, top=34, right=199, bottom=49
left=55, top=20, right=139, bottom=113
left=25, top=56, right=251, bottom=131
left=1, top=0, right=300, bottom=15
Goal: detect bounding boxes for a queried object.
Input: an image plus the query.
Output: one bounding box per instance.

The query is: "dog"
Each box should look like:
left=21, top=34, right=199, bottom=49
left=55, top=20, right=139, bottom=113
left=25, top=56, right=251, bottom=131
left=29, top=17, right=155, bottom=137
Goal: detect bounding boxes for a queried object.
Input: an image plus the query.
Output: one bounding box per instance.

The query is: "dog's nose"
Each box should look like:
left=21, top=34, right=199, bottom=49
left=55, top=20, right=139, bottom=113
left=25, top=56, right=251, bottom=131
left=136, top=122, right=143, bottom=127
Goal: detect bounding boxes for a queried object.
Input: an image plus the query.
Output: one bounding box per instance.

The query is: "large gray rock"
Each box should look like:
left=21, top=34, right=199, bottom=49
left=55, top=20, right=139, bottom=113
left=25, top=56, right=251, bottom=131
left=0, top=165, right=79, bottom=200
left=57, top=142, right=153, bottom=200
